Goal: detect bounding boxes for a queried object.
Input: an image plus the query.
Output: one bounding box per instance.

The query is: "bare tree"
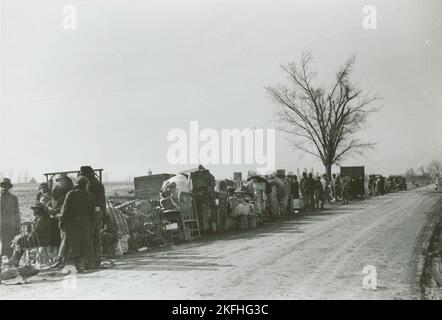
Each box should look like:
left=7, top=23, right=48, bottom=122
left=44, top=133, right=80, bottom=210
left=418, top=166, right=428, bottom=178
left=405, top=168, right=416, bottom=179
left=267, top=53, right=380, bottom=178
left=427, top=160, right=442, bottom=178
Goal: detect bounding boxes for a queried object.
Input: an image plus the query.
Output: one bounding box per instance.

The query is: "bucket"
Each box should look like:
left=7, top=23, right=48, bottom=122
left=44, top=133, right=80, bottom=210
left=248, top=214, right=257, bottom=229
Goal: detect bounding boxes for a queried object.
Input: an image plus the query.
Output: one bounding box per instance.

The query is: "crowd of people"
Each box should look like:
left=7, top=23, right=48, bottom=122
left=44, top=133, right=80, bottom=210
left=367, top=175, right=407, bottom=196
left=0, top=167, right=409, bottom=274
left=285, top=172, right=366, bottom=212
left=368, top=175, right=386, bottom=196
left=0, top=166, right=113, bottom=273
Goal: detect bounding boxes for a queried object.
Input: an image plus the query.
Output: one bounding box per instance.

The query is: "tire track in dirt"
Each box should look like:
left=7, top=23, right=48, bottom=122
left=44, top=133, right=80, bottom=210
left=297, top=193, right=423, bottom=298
left=214, top=189, right=435, bottom=299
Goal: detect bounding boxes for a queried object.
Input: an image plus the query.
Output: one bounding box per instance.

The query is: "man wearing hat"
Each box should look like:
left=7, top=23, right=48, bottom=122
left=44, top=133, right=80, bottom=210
left=60, top=175, right=95, bottom=272
left=307, top=173, right=316, bottom=210
left=79, top=166, right=105, bottom=269
left=300, top=172, right=310, bottom=212
left=8, top=202, right=51, bottom=267
left=314, top=175, right=325, bottom=210
left=0, top=178, right=20, bottom=257
left=290, top=175, right=300, bottom=211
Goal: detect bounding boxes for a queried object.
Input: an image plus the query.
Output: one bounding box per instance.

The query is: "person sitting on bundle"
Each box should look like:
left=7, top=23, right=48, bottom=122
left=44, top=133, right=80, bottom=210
left=7, top=202, right=51, bottom=267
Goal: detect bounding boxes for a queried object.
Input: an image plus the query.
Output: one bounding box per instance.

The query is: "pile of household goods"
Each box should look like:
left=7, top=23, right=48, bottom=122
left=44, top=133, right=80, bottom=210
left=106, top=166, right=297, bottom=253
left=245, top=170, right=296, bottom=219
left=106, top=197, right=163, bottom=254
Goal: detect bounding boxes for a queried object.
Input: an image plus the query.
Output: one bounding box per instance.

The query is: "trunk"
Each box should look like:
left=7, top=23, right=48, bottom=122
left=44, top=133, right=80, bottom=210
left=325, top=163, right=332, bottom=181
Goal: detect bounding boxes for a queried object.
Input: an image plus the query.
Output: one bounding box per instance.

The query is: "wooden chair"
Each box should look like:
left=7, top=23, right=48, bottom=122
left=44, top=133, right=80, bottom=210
left=19, top=222, right=51, bottom=268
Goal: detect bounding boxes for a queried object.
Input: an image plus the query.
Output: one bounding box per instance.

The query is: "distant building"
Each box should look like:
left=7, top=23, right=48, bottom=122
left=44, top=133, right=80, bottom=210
left=29, top=177, right=38, bottom=184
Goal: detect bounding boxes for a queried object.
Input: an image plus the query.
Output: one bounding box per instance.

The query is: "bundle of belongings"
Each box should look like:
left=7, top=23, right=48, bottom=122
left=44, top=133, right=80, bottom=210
left=106, top=198, right=161, bottom=255
left=160, top=174, right=190, bottom=211
left=105, top=206, right=130, bottom=256
left=245, top=176, right=271, bottom=222
left=227, top=194, right=255, bottom=218
left=223, top=188, right=256, bottom=230
left=267, top=175, right=288, bottom=216
left=215, top=179, right=236, bottom=193
left=159, top=166, right=216, bottom=210
left=160, top=166, right=216, bottom=235
left=180, top=167, right=216, bottom=234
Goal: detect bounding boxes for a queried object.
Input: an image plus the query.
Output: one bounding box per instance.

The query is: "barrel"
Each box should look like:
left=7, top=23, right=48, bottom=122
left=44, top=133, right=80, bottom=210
left=54, top=176, right=74, bottom=194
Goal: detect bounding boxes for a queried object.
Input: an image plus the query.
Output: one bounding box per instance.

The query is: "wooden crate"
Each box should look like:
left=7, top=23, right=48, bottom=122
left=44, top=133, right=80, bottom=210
left=134, top=173, right=174, bottom=199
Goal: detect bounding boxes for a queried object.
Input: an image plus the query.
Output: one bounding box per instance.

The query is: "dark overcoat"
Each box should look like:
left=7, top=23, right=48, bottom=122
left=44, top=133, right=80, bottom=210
left=60, top=186, right=96, bottom=259
left=300, top=178, right=308, bottom=197
left=314, top=180, right=325, bottom=199
left=291, top=181, right=300, bottom=199
left=0, top=191, right=20, bottom=256
left=86, top=178, right=106, bottom=214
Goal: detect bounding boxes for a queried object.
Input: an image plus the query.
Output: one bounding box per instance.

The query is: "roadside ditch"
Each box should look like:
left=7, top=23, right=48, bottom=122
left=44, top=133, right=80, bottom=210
left=420, top=197, right=442, bottom=300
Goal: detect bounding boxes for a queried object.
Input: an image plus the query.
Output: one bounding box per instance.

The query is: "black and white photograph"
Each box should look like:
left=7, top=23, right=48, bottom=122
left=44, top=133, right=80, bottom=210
left=0, top=0, right=441, bottom=303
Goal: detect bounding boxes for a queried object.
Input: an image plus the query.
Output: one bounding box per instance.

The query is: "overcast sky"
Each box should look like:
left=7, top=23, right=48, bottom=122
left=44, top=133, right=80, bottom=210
left=0, top=0, right=441, bottom=181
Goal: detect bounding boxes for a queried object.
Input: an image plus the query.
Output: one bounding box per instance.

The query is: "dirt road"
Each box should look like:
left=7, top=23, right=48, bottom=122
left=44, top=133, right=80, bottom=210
left=1, top=186, right=440, bottom=300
